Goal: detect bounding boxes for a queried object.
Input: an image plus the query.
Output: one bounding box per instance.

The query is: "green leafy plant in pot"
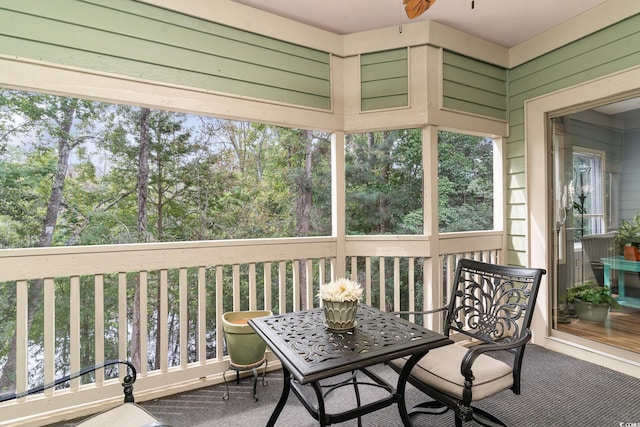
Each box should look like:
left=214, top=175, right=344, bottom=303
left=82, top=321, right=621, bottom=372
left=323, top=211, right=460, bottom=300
left=613, top=212, right=640, bottom=258
left=567, top=282, right=620, bottom=323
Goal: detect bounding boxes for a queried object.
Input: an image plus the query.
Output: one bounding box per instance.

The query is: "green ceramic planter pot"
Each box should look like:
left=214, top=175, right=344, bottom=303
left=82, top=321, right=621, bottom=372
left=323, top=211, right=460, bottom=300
left=322, top=300, right=358, bottom=332
left=222, top=310, right=272, bottom=366
left=573, top=299, right=610, bottom=323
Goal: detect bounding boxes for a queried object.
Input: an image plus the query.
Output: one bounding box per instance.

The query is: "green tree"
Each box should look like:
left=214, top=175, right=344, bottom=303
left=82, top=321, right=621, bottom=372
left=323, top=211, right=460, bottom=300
left=345, top=129, right=423, bottom=235
left=270, top=128, right=331, bottom=308
left=0, top=146, right=55, bottom=247
left=0, top=89, right=338, bottom=380
left=0, top=90, right=109, bottom=389
left=438, top=131, right=493, bottom=232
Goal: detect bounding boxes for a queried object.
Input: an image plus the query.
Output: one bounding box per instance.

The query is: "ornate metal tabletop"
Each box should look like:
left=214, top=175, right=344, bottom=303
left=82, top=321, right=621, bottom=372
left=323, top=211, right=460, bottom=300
left=249, top=304, right=449, bottom=384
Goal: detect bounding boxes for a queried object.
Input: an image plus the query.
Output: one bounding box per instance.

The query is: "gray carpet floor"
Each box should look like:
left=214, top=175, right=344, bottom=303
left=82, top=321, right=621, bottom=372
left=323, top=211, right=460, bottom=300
left=136, top=344, right=640, bottom=427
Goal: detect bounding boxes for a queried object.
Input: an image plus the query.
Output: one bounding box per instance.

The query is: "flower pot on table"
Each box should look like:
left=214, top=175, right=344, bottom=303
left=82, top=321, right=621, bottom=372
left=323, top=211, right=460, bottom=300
left=623, top=244, right=640, bottom=261
left=322, top=299, right=358, bottom=332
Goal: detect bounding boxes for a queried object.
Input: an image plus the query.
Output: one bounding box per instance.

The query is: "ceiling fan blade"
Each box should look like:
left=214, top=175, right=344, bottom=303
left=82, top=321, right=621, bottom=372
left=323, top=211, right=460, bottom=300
left=403, top=0, right=437, bottom=19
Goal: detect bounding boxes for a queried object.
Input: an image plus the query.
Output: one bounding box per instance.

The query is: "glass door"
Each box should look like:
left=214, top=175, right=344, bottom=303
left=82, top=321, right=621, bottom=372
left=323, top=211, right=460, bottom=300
left=551, top=104, right=640, bottom=354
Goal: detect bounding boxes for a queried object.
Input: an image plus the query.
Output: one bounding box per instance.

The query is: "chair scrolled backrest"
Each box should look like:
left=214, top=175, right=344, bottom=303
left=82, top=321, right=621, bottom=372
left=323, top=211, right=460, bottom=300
left=444, top=259, right=546, bottom=348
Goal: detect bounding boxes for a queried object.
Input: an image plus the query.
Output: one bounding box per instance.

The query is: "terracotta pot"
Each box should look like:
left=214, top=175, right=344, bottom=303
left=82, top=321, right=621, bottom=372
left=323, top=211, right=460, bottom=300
left=222, top=310, right=271, bottom=366
left=623, top=244, right=638, bottom=261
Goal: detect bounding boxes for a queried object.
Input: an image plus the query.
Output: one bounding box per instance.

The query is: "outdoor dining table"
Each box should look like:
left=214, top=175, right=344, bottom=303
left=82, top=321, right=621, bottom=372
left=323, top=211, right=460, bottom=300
left=248, top=304, right=452, bottom=427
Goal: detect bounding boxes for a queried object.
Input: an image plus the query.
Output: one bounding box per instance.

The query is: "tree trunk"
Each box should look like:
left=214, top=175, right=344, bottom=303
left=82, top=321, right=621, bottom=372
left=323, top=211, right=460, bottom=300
left=0, top=99, right=77, bottom=391
left=131, top=108, right=151, bottom=373
left=39, top=101, right=76, bottom=248
left=296, top=131, right=314, bottom=309
left=137, top=108, right=151, bottom=241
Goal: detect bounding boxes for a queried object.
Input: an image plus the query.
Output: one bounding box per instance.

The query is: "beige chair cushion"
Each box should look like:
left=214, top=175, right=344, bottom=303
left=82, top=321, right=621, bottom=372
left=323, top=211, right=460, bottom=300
left=392, top=343, right=514, bottom=401
left=75, top=402, right=163, bottom=426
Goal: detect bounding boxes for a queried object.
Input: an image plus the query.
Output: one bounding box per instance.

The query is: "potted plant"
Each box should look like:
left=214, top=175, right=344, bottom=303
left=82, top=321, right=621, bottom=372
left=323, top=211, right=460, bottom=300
left=222, top=310, right=272, bottom=366
left=318, top=278, right=363, bottom=332
left=567, top=282, right=620, bottom=323
left=613, top=212, right=640, bottom=259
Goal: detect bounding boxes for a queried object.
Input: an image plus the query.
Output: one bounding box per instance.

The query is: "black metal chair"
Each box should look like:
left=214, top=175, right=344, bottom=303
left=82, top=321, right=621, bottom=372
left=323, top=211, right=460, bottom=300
left=0, top=360, right=170, bottom=426
left=390, top=258, right=546, bottom=427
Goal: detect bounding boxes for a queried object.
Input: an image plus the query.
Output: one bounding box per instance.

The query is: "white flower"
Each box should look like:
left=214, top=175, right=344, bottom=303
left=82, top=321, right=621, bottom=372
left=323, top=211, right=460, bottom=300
left=580, top=184, right=592, bottom=195
left=318, top=278, right=363, bottom=302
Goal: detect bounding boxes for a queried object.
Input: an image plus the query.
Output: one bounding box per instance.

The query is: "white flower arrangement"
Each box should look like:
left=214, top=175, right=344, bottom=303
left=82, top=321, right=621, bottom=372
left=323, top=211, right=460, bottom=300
left=318, top=278, right=363, bottom=303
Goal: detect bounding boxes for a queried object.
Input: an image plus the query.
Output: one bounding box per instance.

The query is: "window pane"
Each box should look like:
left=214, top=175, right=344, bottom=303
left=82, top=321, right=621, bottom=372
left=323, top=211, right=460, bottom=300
left=572, top=150, right=605, bottom=240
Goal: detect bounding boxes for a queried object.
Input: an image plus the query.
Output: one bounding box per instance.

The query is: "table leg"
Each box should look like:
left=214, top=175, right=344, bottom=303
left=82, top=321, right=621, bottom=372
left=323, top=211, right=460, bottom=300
left=351, top=374, right=363, bottom=427
left=266, top=366, right=291, bottom=427
left=310, top=382, right=329, bottom=426
left=396, top=350, right=428, bottom=427
left=618, top=268, right=627, bottom=300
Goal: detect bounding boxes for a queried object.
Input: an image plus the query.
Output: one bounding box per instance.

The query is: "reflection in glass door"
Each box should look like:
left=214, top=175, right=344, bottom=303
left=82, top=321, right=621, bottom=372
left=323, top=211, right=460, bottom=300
left=551, top=107, right=640, bottom=354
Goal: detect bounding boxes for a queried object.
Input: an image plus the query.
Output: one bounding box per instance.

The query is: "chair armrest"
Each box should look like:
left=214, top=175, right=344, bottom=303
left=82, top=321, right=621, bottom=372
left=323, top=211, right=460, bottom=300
left=0, top=360, right=137, bottom=403
left=391, top=306, right=448, bottom=316
left=460, top=330, right=532, bottom=379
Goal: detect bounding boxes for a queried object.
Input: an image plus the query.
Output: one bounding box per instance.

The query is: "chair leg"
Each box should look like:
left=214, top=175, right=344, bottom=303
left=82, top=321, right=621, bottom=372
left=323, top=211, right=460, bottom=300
left=471, top=407, right=507, bottom=427
left=408, top=400, right=450, bottom=417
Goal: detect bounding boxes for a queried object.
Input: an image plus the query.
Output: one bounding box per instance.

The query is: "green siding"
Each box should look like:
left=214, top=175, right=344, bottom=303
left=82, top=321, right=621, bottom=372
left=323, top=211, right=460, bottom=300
left=621, top=128, right=640, bottom=220
left=361, top=48, right=408, bottom=111
left=564, top=116, right=624, bottom=231
left=0, top=0, right=331, bottom=110
left=566, top=118, right=623, bottom=163
left=442, top=51, right=507, bottom=120
left=506, top=13, right=640, bottom=266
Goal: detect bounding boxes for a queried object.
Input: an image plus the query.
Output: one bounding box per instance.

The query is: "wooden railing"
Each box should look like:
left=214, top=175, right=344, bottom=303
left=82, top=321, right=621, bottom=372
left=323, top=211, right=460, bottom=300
left=0, top=231, right=502, bottom=426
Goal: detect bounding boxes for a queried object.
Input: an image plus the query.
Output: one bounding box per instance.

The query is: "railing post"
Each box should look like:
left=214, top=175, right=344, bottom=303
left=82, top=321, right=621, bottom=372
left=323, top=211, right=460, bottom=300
left=332, top=131, right=347, bottom=277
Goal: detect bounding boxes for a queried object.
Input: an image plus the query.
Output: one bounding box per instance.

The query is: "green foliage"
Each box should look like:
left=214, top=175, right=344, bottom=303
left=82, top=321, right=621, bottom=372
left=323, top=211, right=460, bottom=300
left=345, top=129, right=423, bottom=235
left=0, top=282, right=17, bottom=359
left=567, top=283, right=620, bottom=308
left=0, top=88, right=336, bottom=385
left=438, top=131, right=493, bottom=232
left=0, top=149, right=55, bottom=247
left=345, top=129, right=494, bottom=235
left=613, top=212, right=640, bottom=253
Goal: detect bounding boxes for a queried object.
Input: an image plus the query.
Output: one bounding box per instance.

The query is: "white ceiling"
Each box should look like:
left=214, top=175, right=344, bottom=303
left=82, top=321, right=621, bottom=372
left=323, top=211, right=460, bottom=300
left=233, top=0, right=608, bottom=48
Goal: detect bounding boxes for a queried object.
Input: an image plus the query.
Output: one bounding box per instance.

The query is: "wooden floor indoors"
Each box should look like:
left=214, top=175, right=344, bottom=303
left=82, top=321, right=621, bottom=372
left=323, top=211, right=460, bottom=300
left=556, top=305, right=640, bottom=353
